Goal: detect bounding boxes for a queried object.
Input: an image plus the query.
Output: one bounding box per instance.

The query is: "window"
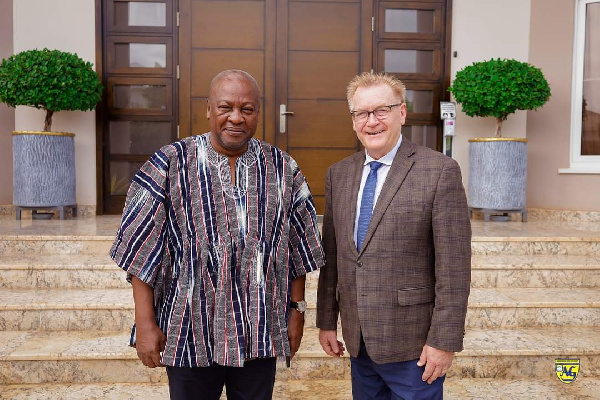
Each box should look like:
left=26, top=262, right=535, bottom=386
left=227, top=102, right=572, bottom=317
left=563, top=0, right=600, bottom=173
left=100, top=0, right=178, bottom=213
left=373, top=0, right=451, bottom=152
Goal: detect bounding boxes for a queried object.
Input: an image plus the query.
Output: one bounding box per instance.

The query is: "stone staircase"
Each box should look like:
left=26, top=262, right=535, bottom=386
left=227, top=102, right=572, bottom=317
left=0, top=218, right=599, bottom=399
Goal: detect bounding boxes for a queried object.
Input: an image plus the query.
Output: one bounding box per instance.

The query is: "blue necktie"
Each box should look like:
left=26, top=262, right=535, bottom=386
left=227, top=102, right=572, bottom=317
left=357, top=161, right=383, bottom=251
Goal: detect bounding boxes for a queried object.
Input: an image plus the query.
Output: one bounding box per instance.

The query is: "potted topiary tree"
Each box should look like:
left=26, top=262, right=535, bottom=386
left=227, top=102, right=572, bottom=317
left=0, top=48, right=103, bottom=219
left=448, top=58, right=551, bottom=221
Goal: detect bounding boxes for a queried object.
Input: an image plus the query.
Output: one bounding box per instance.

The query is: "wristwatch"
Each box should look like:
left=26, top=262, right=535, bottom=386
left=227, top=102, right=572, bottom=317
left=290, top=300, right=307, bottom=313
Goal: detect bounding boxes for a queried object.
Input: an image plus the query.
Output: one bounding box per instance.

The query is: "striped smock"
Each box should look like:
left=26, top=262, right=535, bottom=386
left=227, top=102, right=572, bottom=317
left=110, top=133, right=324, bottom=367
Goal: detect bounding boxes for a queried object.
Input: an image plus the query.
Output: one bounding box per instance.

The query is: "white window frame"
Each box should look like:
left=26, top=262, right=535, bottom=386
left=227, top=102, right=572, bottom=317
left=560, top=0, right=600, bottom=174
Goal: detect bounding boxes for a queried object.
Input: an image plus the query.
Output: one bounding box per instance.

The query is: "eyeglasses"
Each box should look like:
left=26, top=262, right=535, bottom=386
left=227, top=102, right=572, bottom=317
left=350, top=103, right=403, bottom=122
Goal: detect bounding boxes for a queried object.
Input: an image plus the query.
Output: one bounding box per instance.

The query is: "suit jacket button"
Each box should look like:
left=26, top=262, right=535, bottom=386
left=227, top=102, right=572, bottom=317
left=357, top=261, right=363, bottom=267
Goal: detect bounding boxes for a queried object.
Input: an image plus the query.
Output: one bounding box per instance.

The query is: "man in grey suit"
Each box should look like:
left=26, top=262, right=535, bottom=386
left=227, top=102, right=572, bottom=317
left=316, top=72, right=471, bottom=399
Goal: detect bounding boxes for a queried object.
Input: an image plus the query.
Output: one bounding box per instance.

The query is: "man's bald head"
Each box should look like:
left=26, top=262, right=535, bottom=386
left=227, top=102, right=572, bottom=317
left=208, top=70, right=260, bottom=104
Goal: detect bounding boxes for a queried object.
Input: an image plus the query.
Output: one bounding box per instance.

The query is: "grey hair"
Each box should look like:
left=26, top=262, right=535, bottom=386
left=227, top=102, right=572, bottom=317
left=346, top=72, right=406, bottom=110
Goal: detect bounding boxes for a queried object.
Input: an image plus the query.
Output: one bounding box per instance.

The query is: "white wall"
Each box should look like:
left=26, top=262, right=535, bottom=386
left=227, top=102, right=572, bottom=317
left=13, top=0, right=97, bottom=206
left=0, top=0, right=14, bottom=205
left=450, top=0, right=532, bottom=187
left=527, top=0, right=600, bottom=211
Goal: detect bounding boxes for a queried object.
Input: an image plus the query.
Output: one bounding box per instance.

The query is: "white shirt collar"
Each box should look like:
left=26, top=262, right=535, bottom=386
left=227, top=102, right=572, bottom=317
left=364, top=135, right=403, bottom=166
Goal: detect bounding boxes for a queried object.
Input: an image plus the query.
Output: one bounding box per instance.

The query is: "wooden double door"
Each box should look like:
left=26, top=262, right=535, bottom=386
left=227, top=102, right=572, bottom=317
left=100, top=0, right=452, bottom=214
left=178, top=0, right=369, bottom=211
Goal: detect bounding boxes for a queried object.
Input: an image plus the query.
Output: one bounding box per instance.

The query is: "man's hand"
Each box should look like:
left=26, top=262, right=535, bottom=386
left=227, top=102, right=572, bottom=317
left=319, top=329, right=345, bottom=357
left=288, top=309, right=305, bottom=359
left=135, top=321, right=166, bottom=368
left=417, top=345, right=454, bottom=384
left=131, top=277, right=165, bottom=368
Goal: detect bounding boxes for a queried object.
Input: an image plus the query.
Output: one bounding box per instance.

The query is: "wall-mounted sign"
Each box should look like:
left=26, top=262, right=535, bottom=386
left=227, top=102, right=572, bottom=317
left=440, top=101, right=456, bottom=119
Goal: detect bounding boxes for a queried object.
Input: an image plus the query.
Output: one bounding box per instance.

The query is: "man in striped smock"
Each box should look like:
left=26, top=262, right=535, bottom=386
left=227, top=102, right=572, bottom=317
left=111, top=70, right=324, bottom=400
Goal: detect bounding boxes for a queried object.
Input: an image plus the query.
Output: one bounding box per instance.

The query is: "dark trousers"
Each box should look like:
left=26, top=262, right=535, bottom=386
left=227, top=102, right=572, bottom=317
left=166, top=357, right=277, bottom=400
left=350, top=340, right=444, bottom=400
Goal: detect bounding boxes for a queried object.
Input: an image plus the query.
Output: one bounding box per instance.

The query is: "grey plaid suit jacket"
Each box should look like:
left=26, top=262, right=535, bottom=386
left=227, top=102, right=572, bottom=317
left=316, top=139, right=471, bottom=364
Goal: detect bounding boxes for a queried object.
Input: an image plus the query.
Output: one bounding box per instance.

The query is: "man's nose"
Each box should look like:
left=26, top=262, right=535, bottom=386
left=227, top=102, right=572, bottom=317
left=228, top=108, right=244, bottom=123
left=365, top=112, right=379, bottom=125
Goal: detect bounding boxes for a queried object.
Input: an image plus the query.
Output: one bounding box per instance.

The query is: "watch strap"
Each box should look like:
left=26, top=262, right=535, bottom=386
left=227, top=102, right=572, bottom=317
left=290, top=300, right=306, bottom=312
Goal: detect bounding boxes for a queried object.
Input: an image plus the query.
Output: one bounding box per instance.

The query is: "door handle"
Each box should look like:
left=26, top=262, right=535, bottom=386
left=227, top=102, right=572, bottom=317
left=280, top=104, right=294, bottom=133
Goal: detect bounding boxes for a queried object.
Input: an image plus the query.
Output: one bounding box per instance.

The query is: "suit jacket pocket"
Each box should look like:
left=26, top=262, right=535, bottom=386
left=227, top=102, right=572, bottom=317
left=397, top=286, right=435, bottom=306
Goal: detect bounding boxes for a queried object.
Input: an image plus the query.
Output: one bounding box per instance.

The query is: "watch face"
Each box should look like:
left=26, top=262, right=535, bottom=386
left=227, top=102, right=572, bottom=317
left=296, top=300, right=307, bottom=312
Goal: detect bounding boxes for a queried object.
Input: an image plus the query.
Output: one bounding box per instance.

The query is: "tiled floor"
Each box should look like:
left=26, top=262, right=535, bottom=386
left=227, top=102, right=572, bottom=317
left=0, top=215, right=122, bottom=238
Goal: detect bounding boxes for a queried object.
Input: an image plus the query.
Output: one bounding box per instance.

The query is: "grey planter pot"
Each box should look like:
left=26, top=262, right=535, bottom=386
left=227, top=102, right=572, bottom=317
left=12, top=131, right=76, bottom=207
left=468, top=138, right=527, bottom=210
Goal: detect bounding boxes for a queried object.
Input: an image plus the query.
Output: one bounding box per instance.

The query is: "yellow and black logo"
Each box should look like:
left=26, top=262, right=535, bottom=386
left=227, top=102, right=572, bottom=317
left=555, top=358, right=580, bottom=384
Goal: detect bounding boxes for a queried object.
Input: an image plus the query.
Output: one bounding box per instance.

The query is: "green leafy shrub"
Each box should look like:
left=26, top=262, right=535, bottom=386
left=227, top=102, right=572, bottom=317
left=0, top=48, right=103, bottom=131
left=448, top=58, right=551, bottom=137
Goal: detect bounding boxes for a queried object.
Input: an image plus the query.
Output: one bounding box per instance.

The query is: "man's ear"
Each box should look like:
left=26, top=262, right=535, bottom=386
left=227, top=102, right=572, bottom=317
left=206, top=101, right=211, bottom=120
left=400, top=103, right=407, bottom=124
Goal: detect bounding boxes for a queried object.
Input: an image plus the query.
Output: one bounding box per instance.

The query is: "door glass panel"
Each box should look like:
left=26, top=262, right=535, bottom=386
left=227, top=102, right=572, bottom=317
left=114, top=84, right=167, bottom=110
left=110, top=161, right=144, bottom=195
left=114, top=2, right=167, bottom=27
left=385, top=9, right=434, bottom=33
left=115, top=43, right=167, bottom=68
left=110, top=121, right=172, bottom=154
left=405, top=90, right=433, bottom=113
left=582, top=2, right=600, bottom=155
left=385, top=50, right=433, bottom=73
left=403, top=125, right=437, bottom=150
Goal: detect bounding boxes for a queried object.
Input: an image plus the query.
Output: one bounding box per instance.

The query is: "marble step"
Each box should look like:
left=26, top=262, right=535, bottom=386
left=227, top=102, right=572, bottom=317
left=445, top=377, right=600, bottom=399
left=4, top=235, right=598, bottom=256
left=0, top=217, right=116, bottom=255
left=465, top=287, right=600, bottom=328
left=470, top=254, right=600, bottom=288
left=469, top=220, right=600, bottom=256
left=2, top=254, right=599, bottom=290
left=305, top=287, right=600, bottom=329
left=0, top=288, right=134, bottom=331
left=306, top=255, right=600, bottom=290
left=1, top=286, right=598, bottom=332
left=471, top=237, right=600, bottom=256
left=0, top=255, right=128, bottom=289
left=1, top=327, right=598, bottom=384
left=2, top=377, right=599, bottom=400
left=0, top=236, right=113, bottom=255
left=0, top=383, right=172, bottom=400
left=0, top=216, right=118, bottom=238
left=2, top=286, right=598, bottom=332
left=3, top=222, right=599, bottom=256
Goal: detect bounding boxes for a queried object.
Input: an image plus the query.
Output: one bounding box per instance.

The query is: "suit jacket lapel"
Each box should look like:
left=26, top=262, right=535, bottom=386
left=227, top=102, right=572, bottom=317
left=346, top=152, right=365, bottom=256
left=359, top=140, right=416, bottom=255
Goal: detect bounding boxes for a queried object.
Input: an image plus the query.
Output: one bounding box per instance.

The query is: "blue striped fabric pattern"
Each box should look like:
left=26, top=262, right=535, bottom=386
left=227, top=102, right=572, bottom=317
left=111, top=133, right=324, bottom=367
